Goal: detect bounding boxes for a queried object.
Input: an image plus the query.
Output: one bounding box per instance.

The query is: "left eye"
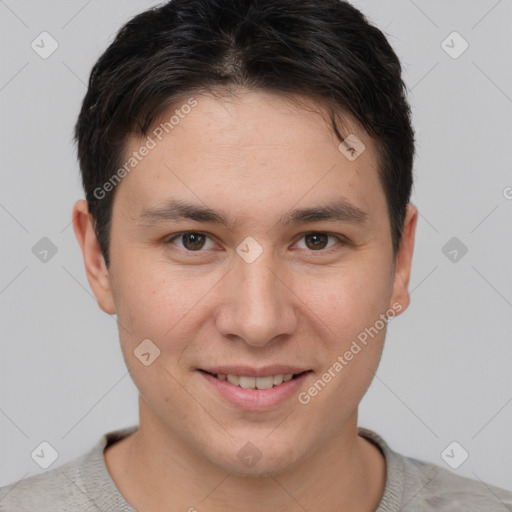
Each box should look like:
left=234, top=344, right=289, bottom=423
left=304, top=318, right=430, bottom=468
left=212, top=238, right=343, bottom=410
left=295, top=233, right=340, bottom=251
left=165, top=231, right=342, bottom=252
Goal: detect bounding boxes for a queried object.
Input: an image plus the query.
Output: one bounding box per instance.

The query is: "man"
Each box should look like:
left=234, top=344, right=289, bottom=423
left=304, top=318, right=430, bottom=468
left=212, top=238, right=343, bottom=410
left=1, top=0, right=511, bottom=510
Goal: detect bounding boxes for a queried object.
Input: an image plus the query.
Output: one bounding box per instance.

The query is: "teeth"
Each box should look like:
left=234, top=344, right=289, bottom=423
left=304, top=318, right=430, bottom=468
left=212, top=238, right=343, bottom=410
left=273, top=374, right=284, bottom=385
left=227, top=374, right=240, bottom=386
left=239, top=376, right=256, bottom=389
left=218, top=373, right=299, bottom=389
left=255, top=376, right=274, bottom=389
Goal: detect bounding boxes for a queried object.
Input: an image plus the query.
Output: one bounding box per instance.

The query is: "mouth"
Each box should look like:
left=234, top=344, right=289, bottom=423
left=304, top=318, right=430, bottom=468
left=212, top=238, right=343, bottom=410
left=199, top=369, right=312, bottom=390
left=197, top=366, right=313, bottom=410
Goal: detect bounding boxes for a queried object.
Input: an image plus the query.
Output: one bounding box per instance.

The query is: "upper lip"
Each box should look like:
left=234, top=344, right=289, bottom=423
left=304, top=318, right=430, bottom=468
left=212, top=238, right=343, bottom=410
left=199, top=365, right=311, bottom=378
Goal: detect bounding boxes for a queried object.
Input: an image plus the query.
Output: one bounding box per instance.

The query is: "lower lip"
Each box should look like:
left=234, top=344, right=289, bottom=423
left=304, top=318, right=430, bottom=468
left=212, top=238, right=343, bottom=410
left=199, top=371, right=312, bottom=411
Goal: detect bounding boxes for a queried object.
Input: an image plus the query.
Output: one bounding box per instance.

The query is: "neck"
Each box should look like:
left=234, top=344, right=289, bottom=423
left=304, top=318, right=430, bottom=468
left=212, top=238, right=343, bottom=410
left=104, top=399, right=386, bottom=512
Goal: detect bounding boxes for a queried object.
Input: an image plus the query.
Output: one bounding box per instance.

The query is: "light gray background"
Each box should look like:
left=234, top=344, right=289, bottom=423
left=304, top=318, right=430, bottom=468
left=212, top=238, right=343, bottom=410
left=1, top=0, right=511, bottom=493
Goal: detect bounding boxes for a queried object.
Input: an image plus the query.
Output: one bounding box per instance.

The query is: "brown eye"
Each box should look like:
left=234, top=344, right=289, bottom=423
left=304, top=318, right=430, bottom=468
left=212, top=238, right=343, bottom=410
left=167, top=232, right=214, bottom=251
left=181, top=233, right=205, bottom=250
left=294, top=232, right=343, bottom=252
left=304, top=233, right=329, bottom=250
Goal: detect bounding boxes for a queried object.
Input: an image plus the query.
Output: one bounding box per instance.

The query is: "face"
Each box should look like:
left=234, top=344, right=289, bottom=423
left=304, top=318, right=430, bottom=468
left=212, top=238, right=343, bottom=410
left=74, top=89, right=416, bottom=477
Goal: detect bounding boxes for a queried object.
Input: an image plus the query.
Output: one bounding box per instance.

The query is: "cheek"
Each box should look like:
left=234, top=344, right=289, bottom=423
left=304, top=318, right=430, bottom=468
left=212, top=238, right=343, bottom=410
left=296, top=269, right=391, bottom=422
left=110, top=260, right=206, bottom=376
left=112, top=254, right=214, bottom=333
left=111, top=266, right=207, bottom=416
left=294, top=254, right=393, bottom=344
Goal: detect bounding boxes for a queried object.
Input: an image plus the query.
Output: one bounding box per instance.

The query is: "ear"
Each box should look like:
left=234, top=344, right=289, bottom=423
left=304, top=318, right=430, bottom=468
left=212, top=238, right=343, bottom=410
left=72, top=199, right=116, bottom=314
left=389, top=203, right=418, bottom=314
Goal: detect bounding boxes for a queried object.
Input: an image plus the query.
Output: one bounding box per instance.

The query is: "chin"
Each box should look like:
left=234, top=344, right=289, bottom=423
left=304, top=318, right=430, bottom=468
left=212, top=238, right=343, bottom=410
left=203, top=435, right=303, bottom=478
left=217, top=454, right=299, bottom=479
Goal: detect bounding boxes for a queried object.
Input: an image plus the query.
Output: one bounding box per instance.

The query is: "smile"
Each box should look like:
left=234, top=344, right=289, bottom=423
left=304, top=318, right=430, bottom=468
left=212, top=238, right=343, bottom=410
left=203, top=371, right=307, bottom=390
left=198, top=369, right=313, bottom=410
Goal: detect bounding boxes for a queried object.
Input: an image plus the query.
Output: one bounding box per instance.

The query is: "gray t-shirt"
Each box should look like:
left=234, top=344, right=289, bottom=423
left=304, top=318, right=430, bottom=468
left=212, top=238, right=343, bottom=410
left=1, top=425, right=511, bottom=511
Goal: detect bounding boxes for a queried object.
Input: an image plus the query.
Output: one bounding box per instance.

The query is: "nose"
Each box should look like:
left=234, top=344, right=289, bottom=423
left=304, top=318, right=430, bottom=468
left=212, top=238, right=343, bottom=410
left=214, top=248, right=298, bottom=347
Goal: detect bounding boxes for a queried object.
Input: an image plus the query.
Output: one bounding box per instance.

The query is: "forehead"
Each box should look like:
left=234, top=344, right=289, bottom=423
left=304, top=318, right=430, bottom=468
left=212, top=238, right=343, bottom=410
left=115, top=90, right=385, bottom=221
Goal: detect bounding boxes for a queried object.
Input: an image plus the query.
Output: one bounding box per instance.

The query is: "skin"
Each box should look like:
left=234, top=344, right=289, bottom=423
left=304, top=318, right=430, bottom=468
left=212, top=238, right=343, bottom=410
left=73, top=89, right=417, bottom=512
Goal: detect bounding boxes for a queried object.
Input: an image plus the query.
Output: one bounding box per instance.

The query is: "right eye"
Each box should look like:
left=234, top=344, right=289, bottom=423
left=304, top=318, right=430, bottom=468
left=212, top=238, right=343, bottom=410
left=164, top=231, right=217, bottom=252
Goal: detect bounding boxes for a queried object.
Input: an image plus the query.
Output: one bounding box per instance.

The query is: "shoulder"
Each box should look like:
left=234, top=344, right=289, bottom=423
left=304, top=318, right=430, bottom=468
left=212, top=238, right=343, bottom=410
left=0, top=454, right=88, bottom=512
left=401, top=456, right=512, bottom=511
left=0, top=426, right=137, bottom=512
left=358, top=427, right=512, bottom=511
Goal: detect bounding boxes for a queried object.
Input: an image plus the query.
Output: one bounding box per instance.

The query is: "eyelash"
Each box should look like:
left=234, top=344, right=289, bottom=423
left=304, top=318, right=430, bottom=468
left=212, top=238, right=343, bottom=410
left=164, top=231, right=347, bottom=254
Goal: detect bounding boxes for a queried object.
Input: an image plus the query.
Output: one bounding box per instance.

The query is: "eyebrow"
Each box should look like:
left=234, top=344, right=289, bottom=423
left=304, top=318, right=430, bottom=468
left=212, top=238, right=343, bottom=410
left=134, top=198, right=369, bottom=228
